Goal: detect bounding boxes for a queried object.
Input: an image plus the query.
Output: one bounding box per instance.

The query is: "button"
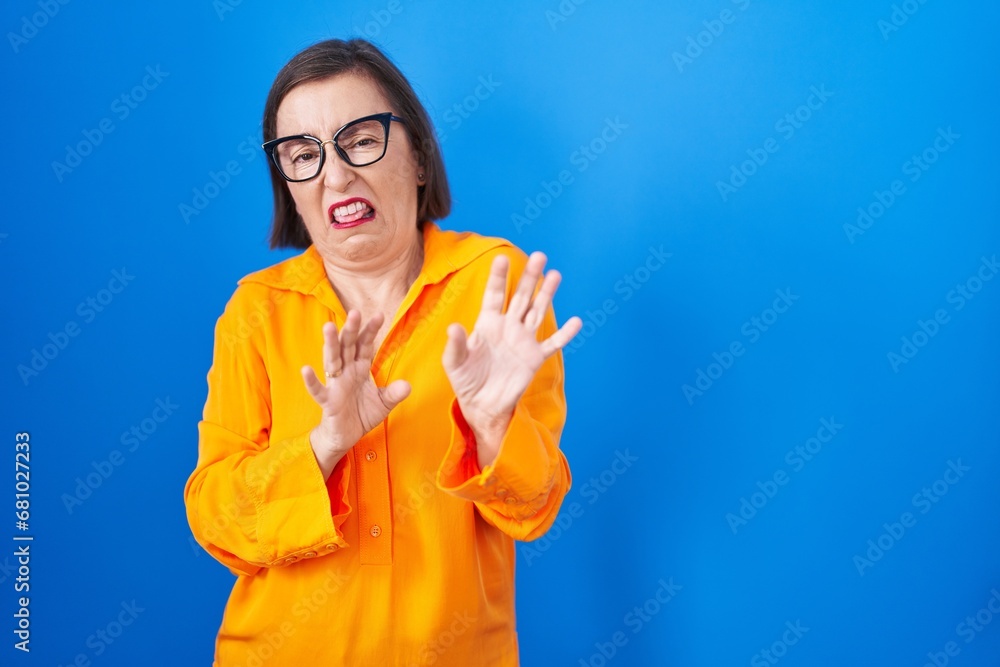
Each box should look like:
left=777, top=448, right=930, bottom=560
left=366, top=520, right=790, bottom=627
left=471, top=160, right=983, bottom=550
left=504, top=496, right=519, bottom=504
left=325, top=543, right=337, bottom=551
left=304, top=551, right=317, bottom=558
left=283, top=557, right=295, bottom=564
left=495, top=488, right=508, bottom=499
left=370, top=525, right=382, bottom=537
left=365, top=450, right=377, bottom=462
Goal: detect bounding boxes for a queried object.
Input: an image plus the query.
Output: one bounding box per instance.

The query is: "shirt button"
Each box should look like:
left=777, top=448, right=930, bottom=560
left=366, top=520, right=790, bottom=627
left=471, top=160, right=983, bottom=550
left=325, top=543, right=337, bottom=551
left=370, top=525, right=382, bottom=537
left=304, top=551, right=317, bottom=558
left=496, top=488, right=508, bottom=499
left=365, top=450, right=377, bottom=462
left=504, top=496, right=519, bottom=504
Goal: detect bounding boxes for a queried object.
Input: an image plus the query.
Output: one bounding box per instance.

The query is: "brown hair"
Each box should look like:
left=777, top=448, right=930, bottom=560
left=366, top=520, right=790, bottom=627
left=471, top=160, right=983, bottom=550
left=262, top=39, right=450, bottom=249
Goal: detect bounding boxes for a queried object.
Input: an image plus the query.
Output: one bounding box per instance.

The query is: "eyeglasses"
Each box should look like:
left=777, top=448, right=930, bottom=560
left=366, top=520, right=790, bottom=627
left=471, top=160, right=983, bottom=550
left=262, top=112, right=407, bottom=182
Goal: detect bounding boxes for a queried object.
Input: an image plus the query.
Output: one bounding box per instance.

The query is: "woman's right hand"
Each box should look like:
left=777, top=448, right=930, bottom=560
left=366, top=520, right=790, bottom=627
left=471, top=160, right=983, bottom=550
left=302, top=310, right=411, bottom=479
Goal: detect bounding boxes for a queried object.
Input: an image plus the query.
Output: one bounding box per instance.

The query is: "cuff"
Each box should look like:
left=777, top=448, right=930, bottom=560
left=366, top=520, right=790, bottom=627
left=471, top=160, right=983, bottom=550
left=244, top=430, right=351, bottom=566
left=436, top=398, right=556, bottom=516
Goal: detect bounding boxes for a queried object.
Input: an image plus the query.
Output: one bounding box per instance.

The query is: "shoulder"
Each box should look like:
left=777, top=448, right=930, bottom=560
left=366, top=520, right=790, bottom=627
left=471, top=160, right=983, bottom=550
left=236, top=246, right=325, bottom=293
left=216, top=247, right=323, bottom=328
left=424, top=222, right=529, bottom=279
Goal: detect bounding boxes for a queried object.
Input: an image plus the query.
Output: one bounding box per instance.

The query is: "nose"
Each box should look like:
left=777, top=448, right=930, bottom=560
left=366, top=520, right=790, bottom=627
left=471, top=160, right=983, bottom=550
left=319, top=140, right=355, bottom=191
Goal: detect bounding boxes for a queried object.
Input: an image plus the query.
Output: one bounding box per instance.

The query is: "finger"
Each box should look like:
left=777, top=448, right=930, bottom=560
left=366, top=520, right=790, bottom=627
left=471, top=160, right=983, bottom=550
left=539, top=316, right=583, bottom=357
left=524, top=269, right=562, bottom=333
left=322, top=321, right=343, bottom=378
left=506, top=251, right=546, bottom=320
left=340, top=310, right=361, bottom=364
left=480, top=255, right=509, bottom=315
left=441, top=323, right=469, bottom=373
left=301, top=366, right=327, bottom=404
left=357, top=311, right=385, bottom=363
left=379, top=379, right=412, bottom=411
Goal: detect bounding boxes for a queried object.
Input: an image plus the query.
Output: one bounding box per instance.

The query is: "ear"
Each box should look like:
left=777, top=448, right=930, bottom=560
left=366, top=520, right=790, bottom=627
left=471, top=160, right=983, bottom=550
left=416, top=154, right=426, bottom=184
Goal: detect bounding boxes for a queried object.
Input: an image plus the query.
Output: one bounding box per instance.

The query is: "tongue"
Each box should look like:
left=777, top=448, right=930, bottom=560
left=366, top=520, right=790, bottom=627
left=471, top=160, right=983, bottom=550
left=334, top=205, right=373, bottom=224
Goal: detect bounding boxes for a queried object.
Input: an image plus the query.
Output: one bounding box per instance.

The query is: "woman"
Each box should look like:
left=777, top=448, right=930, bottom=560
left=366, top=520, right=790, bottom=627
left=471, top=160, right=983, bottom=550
left=184, top=38, right=581, bottom=665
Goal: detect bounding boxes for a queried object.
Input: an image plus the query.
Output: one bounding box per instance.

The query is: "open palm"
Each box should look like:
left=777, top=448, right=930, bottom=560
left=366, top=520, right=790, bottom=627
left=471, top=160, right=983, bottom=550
left=302, top=311, right=411, bottom=475
left=442, top=251, right=582, bottom=458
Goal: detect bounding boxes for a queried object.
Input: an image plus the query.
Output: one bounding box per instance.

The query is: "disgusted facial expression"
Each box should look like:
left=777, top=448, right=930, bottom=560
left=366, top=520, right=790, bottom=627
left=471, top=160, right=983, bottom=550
left=274, top=73, right=424, bottom=269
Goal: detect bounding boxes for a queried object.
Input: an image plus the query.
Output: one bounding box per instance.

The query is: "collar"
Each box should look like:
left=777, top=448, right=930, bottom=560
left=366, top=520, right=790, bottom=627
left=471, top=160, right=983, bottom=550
left=238, top=221, right=511, bottom=314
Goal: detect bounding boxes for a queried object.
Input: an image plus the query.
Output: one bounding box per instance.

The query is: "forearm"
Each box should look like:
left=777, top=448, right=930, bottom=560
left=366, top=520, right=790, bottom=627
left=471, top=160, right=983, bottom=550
left=466, top=410, right=513, bottom=470
left=310, top=425, right=352, bottom=479
left=185, top=424, right=350, bottom=573
left=437, top=399, right=571, bottom=539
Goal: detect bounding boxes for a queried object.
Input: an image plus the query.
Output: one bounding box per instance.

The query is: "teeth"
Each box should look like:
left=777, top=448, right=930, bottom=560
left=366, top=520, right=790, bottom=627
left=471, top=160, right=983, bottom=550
left=334, top=202, right=368, bottom=217
left=331, top=201, right=375, bottom=225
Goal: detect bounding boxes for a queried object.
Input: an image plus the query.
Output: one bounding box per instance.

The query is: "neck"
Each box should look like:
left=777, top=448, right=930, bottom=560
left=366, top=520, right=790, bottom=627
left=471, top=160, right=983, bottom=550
left=322, top=236, right=425, bottom=314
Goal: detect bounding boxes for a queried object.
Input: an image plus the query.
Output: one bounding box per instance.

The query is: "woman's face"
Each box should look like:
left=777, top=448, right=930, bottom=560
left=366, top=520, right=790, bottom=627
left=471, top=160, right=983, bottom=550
left=274, top=73, right=423, bottom=267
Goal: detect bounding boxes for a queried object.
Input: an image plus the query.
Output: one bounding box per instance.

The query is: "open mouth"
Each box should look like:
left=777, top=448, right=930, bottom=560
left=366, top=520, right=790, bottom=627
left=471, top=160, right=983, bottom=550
left=329, top=198, right=376, bottom=228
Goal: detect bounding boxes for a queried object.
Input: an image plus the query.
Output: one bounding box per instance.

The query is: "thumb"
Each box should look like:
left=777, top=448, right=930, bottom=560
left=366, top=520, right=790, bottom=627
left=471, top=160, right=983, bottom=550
left=442, top=323, right=469, bottom=373
left=379, top=379, right=412, bottom=411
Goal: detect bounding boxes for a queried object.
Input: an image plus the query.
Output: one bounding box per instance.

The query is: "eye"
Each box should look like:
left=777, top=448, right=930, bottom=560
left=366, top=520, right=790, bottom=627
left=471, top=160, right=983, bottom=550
left=341, top=135, right=379, bottom=150
left=292, top=151, right=317, bottom=164
left=338, top=119, right=385, bottom=152
left=276, top=139, right=322, bottom=168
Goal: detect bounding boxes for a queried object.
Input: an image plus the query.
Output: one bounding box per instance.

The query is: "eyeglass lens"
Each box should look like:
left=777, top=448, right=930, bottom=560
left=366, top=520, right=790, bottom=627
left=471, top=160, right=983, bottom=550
left=273, top=118, right=389, bottom=179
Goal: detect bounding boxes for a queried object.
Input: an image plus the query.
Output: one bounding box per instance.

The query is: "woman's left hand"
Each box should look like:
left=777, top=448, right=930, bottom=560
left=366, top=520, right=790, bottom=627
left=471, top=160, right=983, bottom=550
left=442, top=251, right=582, bottom=469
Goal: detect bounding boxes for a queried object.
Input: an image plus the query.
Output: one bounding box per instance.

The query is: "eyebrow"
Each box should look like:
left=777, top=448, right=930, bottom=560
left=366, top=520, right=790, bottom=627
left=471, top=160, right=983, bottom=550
left=278, top=132, right=320, bottom=139
left=279, top=113, right=390, bottom=140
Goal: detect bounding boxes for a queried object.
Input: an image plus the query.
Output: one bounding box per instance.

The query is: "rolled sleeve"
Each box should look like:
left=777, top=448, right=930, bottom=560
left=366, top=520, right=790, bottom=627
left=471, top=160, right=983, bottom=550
left=243, top=429, right=351, bottom=566
left=435, top=301, right=572, bottom=541
left=188, top=421, right=353, bottom=575
left=184, top=284, right=353, bottom=575
left=437, top=399, right=557, bottom=519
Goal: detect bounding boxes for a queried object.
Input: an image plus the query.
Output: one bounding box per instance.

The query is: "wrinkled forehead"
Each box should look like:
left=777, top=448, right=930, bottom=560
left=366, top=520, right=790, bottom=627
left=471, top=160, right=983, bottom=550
left=275, top=73, right=393, bottom=138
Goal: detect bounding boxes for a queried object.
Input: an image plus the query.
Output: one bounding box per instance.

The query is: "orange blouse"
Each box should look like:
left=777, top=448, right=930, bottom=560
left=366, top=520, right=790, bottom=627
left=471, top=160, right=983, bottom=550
left=184, top=222, right=571, bottom=665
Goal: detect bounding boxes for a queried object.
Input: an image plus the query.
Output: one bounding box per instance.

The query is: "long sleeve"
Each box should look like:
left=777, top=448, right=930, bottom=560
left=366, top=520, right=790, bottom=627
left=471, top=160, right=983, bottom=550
left=435, top=300, right=572, bottom=541
left=183, top=284, right=350, bottom=576
left=190, top=226, right=572, bottom=664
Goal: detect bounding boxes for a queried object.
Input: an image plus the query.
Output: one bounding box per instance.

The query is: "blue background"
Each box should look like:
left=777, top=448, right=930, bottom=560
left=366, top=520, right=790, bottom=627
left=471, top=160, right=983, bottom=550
left=3, top=1, right=998, bottom=665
